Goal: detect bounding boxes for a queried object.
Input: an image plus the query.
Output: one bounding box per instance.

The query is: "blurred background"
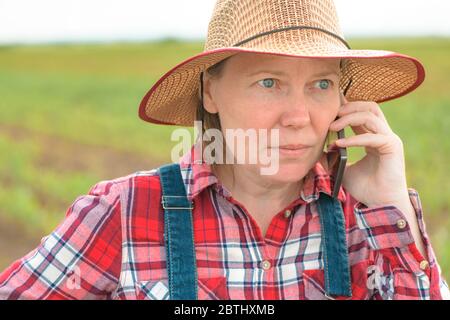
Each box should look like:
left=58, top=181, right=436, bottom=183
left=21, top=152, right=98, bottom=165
left=0, top=0, right=449, bottom=281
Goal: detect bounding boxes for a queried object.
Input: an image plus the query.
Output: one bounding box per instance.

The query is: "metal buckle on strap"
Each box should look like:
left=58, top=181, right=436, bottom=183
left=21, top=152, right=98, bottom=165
left=162, top=196, right=194, bottom=210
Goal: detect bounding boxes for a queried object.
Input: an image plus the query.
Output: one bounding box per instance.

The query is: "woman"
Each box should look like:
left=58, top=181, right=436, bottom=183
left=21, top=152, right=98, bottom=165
left=0, top=0, right=448, bottom=300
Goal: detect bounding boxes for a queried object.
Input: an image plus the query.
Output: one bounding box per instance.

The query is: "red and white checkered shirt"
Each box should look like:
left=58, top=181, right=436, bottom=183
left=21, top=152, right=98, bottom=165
left=0, top=143, right=448, bottom=300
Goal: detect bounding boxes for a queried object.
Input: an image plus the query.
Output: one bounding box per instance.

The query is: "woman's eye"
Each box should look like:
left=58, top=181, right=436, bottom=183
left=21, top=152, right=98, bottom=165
left=256, top=78, right=332, bottom=91
left=257, top=78, right=276, bottom=89
left=314, top=79, right=332, bottom=90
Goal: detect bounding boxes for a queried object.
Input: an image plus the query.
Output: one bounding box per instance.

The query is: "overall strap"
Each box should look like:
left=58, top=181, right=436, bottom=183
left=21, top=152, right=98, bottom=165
left=158, top=163, right=197, bottom=300
left=316, top=192, right=352, bottom=298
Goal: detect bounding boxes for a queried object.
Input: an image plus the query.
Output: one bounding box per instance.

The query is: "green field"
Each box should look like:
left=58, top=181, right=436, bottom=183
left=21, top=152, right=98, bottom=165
left=0, top=38, right=449, bottom=281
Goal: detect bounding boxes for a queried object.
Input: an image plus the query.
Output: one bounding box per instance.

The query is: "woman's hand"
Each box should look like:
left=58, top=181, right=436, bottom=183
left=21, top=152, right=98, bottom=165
left=328, top=93, right=411, bottom=208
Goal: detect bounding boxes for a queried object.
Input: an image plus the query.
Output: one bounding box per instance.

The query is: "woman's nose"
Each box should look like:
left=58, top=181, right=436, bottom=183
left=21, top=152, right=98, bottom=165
left=279, top=96, right=311, bottom=128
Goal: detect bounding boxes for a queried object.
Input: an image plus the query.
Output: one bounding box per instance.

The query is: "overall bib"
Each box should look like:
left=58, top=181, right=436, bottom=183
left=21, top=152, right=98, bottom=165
left=158, top=163, right=352, bottom=300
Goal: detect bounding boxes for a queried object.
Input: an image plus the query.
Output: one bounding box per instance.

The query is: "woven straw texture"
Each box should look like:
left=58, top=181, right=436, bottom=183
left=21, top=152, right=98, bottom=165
left=139, top=0, right=425, bottom=127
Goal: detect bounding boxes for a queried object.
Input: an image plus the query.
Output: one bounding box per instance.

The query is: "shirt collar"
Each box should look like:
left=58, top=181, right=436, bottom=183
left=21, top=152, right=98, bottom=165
left=178, top=140, right=347, bottom=204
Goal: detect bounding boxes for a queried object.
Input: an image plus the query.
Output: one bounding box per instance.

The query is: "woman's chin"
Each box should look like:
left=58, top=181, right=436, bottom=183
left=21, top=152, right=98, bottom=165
left=258, top=163, right=310, bottom=182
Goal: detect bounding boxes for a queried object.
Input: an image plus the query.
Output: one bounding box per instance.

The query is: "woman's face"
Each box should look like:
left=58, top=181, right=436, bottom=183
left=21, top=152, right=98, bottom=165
left=202, top=52, right=342, bottom=183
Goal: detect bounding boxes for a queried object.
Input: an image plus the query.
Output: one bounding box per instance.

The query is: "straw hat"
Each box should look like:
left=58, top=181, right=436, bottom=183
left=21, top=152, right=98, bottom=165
left=138, top=0, right=425, bottom=127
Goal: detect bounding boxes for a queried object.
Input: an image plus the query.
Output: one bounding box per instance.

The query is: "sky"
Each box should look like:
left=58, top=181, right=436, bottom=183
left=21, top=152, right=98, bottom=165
left=0, top=0, right=449, bottom=44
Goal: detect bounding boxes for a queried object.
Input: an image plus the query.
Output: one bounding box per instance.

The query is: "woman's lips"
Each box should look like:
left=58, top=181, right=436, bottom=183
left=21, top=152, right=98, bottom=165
left=271, top=144, right=312, bottom=157
left=279, top=144, right=310, bottom=149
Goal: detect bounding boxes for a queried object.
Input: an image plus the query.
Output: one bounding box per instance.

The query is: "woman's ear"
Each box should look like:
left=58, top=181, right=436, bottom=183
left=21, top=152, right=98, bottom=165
left=201, top=72, right=219, bottom=114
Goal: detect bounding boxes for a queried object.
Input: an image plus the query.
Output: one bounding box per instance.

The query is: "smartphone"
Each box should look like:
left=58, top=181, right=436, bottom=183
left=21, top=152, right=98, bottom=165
left=326, top=80, right=351, bottom=198
left=327, top=128, right=347, bottom=198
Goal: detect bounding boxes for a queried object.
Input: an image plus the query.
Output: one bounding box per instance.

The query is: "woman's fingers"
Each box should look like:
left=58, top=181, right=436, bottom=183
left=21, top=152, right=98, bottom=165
left=335, top=132, right=402, bottom=155
left=338, top=101, right=387, bottom=122
left=330, top=110, right=392, bottom=135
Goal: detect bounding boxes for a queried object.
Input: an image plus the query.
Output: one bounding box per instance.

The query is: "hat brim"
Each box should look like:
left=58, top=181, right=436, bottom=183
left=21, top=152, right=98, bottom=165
left=139, top=46, right=425, bottom=126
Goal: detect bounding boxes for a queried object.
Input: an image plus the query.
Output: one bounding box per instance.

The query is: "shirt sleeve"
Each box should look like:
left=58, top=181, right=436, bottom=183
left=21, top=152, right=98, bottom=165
left=353, top=187, right=450, bottom=300
left=0, top=179, right=123, bottom=300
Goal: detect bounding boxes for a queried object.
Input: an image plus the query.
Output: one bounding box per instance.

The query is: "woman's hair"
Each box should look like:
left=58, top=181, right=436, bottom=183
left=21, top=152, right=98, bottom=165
left=196, top=57, right=229, bottom=168
left=196, top=58, right=228, bottom=135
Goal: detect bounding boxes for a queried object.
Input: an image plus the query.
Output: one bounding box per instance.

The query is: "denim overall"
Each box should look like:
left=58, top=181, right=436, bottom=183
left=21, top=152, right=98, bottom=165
left=158, top=163, right=352, bottom=299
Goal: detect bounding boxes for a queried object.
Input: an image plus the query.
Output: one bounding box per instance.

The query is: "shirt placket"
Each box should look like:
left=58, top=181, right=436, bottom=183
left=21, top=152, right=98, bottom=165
left=259, top=206, right=298, bottom=299
left=218, top=189, right=303, bottom=299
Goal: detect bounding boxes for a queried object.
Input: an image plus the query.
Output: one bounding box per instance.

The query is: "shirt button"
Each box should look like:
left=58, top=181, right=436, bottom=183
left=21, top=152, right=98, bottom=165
left=284, top=209, right=292, bottom=218
left=396, top=219, right=407, bottom=229
left=260, top=260, right=271, bottom=270
left=419, top=260, right=429, bottom=270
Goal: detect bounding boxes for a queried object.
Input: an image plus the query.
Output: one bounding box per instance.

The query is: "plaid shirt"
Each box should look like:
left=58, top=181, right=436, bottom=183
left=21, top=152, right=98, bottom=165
left=0, top=143, right=449, bottom=300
